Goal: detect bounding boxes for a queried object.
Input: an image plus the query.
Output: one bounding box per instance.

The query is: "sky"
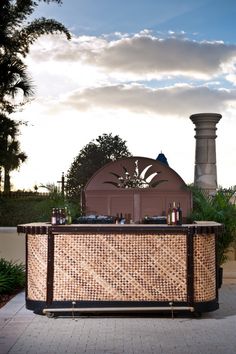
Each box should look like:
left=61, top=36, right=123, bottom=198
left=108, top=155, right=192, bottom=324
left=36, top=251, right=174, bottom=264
left=10, top=0, right=236, bottom=191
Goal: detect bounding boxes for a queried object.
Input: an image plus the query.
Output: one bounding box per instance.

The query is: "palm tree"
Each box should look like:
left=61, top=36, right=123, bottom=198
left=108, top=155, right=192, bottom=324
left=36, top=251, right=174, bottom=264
left=3, top=140, right=27, bottom=193
left=0, top=1, right=70, bottom=190
left=0, top=113, right=17, bottom=141
left=0, top=0, right=70, bottom=113
left=0, top=55, right=33, bottom=113
left=0, top=0, right=71, bottom=55
left=0, top=113, right=27, bottom=192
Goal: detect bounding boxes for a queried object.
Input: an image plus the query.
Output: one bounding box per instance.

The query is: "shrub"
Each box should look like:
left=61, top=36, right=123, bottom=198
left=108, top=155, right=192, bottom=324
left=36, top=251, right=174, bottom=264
left=0, top=258, right=25, bottom=294
left=189, top=186, right=236, bottom=264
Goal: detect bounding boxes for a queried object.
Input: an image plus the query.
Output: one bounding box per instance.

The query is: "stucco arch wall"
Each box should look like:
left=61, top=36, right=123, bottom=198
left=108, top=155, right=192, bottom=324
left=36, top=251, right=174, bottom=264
left=84, top=156, right=192, bottom=222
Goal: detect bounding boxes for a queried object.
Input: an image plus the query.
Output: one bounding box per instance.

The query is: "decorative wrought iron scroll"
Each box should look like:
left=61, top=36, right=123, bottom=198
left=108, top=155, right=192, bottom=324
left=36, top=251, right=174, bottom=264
left=104, top=159, right=168, bottom=189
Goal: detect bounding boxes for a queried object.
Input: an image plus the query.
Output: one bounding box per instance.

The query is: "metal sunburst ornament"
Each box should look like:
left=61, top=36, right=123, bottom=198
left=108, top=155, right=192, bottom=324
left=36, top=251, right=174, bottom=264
left=104, top=159, right=168, bottom=188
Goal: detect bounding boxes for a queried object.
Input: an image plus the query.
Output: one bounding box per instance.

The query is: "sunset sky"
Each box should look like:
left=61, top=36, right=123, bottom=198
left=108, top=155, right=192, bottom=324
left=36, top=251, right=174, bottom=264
left=11, top=0, right=236, bottom=190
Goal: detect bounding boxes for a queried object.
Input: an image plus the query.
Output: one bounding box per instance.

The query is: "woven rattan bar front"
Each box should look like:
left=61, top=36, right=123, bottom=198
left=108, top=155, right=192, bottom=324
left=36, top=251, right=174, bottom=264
left=21, top=223, right=220, bottom=314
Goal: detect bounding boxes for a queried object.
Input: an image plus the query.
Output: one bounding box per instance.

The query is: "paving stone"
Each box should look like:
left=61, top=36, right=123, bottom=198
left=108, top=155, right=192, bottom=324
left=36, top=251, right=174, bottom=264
left=0, top=285, right=236, bottom=354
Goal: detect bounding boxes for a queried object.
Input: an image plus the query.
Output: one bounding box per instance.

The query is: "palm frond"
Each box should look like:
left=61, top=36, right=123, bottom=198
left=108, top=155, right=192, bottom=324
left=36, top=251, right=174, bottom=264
left=109, top=172, right=121, bottom=179
left=103, top=181, right=119, bottom=187
left=122, top=166, right=128, bottom=174
left=150, top=179, right=168, bottom=188
left=16, top=18, right=71, bottom=55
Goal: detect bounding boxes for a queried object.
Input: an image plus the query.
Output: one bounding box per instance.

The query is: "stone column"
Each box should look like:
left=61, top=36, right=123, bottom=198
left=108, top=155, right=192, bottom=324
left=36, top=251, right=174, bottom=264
left=190, top=113, right=222, bottom=194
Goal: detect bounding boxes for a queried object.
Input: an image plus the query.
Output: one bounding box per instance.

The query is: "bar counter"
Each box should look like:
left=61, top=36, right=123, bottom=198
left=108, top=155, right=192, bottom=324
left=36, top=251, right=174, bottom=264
left=17, top=222, right=222, bottom=316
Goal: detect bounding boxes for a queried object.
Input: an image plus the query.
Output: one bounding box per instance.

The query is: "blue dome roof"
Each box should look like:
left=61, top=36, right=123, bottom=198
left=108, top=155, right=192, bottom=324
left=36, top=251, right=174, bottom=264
left=156, top=152, right=169, bottom=166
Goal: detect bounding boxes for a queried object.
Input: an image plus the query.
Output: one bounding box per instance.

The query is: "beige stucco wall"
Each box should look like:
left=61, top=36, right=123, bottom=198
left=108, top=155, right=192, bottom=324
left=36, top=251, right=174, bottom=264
left=225, top=244, right=236, bottom=261
left=0, top=227, right=25, bottom=264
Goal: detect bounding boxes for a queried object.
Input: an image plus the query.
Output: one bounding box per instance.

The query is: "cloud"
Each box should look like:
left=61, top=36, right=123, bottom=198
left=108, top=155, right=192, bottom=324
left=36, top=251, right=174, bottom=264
left=91, top=36, right=236, bottom=80
left=56, top=84, right=236, bottom=117
left=26, top=32, right=236, bottom=119
left=28, top=33, right=236, bottom=81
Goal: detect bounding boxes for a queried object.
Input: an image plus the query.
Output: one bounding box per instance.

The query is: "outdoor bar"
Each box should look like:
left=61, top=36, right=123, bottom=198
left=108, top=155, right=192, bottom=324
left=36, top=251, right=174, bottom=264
left=17, top=222, right=222, bottom=316
left=17, top=156, right=222, bottom=316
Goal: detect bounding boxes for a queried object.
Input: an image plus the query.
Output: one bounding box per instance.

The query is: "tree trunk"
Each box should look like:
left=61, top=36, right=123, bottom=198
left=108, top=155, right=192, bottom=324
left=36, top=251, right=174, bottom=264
left=0, top=167, right=2, bottom=192
left=4, top=167, right=11, bottom=193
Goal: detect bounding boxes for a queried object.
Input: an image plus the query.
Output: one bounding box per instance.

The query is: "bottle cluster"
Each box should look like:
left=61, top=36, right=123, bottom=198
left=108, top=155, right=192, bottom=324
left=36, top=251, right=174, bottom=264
left=115, top=213, right=132, bottom=224
left=167, top=202, right=182, bottom=225
left=51, top=207, right=72, bottom=225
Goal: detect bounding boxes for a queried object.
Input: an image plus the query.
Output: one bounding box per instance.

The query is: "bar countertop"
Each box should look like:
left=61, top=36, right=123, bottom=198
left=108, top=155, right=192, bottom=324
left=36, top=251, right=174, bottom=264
left=17, top=221, right=222, bottom=235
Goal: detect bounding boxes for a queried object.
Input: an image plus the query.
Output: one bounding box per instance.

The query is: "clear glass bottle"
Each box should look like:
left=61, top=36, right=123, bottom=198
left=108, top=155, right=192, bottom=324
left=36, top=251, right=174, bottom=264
left=59, top=208, right=66, bottom=225
left=56, top=208, right=60, bottom=225
left=51, top=208, right=56, bottom=225
left=171, top=201, right=177, bottom=225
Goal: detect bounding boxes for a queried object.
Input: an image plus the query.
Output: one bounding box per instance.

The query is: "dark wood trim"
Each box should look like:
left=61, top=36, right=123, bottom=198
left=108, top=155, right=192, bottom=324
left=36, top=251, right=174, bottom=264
left=26, top=298, right=219, bottom=314
left=17, top=224, right=49, bottom=234
left=46, top=228, right=54, bottom=305
left=51, top=225, right=187, bottom=234
left=25, top=233, right=28, bottom=300
left=17, top=223, right=223, bottom=235
left=186, top=227, right=194, bottom=306
left=215, top=226, right=220, bottom=293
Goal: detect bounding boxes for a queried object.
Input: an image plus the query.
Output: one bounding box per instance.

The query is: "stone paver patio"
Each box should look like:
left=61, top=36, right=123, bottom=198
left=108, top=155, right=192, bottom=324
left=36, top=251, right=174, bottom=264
left=0, top=282, right=236, bottom=354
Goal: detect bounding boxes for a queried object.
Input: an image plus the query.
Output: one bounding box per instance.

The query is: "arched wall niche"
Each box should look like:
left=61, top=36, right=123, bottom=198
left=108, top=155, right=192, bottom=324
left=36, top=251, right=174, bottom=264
left=84, top=156, right=192, bottom=222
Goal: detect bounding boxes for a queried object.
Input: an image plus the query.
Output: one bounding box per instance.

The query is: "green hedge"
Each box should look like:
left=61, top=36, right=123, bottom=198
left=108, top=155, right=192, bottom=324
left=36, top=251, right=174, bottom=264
left=0, top=196, right=80, bottom=226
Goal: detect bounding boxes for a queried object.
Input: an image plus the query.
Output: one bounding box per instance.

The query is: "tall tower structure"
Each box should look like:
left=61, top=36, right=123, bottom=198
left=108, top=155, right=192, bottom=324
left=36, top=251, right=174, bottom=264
left=190, top=113, right=222, bottom=194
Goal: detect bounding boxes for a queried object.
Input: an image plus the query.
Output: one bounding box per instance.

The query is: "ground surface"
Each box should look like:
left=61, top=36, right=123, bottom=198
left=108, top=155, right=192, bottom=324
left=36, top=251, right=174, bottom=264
left=0, top=288, right=24, bottom=310
left=0, top=284, right=236, bottom=354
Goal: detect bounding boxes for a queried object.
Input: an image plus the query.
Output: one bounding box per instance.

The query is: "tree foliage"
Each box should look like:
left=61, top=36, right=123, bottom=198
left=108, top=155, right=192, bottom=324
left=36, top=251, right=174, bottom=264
left=0, top=0, right=70, bottom=113
left=0, top=114, right=27, bottom=192
left=190, top=186, right=236, bottom=264
left=66, top=133, right=132, bottom=199
left=0, top=1, right=70, bottom=55
left=0, top=1, right=70, bottom=190
left=0, top=55, right=33, bottom=113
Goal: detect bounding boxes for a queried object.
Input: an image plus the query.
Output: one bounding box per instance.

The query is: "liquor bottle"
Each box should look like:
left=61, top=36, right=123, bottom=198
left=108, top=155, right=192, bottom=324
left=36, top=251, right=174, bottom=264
left=171, top=201, right=177, bottom=225
left=62, top=208, right=66, bottom=225
left=167, top=203, right=172, bottom=225
left=177, top=202, right=183, bottom=225
left=56, top=208, right=60, bottom=225
left=125, top=213, right=131, bottom=224
left=115, top=213, right=119, bottom=224
left=59, top=208, right=66, bottom=225
left=51, top=208, right=57, bottom=225
left=67, top=209, right=72, bottom=224
left=59, top=208, right=62, bottom=224
left=65, top=206, right=68, bottom=224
